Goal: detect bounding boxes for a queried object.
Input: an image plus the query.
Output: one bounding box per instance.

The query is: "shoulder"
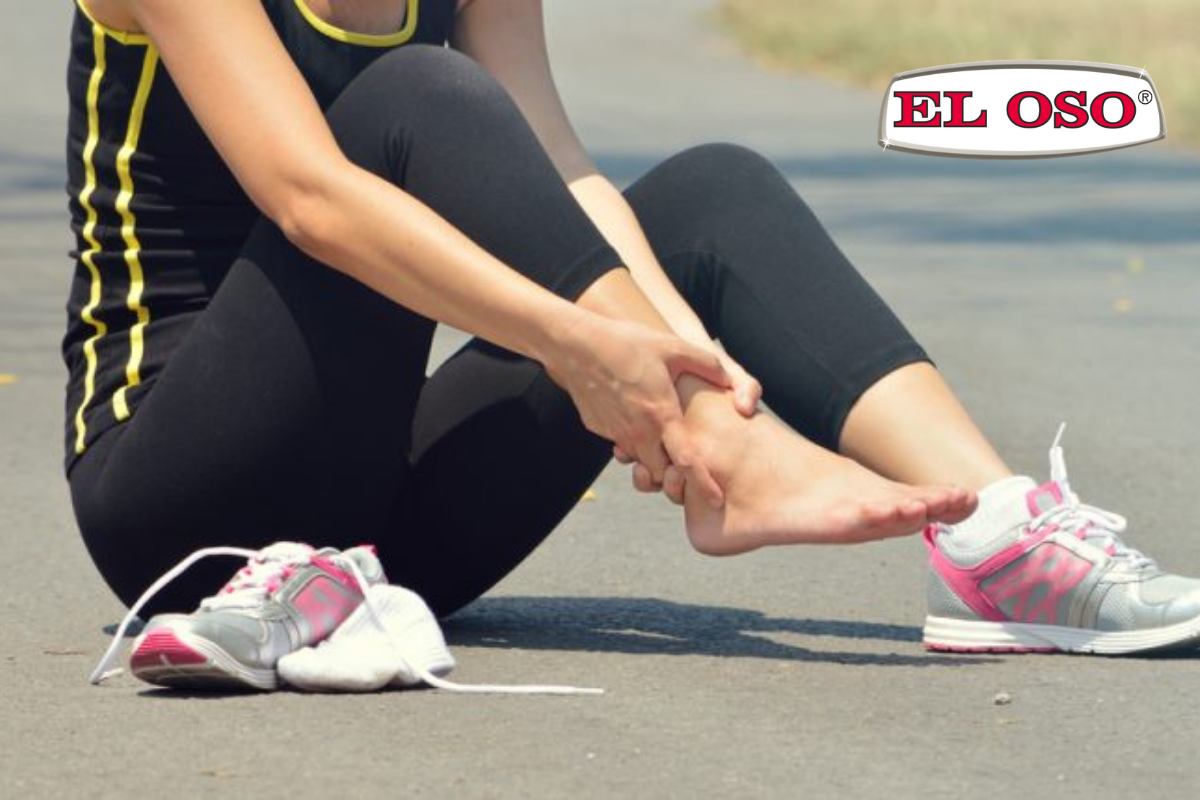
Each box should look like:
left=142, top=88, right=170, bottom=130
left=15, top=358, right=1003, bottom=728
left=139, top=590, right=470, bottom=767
left=77, top=0, right=142, bottom=35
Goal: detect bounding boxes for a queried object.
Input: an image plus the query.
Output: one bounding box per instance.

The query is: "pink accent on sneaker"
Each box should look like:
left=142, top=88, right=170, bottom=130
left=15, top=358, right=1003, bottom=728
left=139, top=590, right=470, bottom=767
left=923, top=524, right=940, bottom=552
left=925, top=642, right=1058, bottom=654
left=309, top=555, right=356, bottom=587
left=1025, top=482, right=1064, bottom=517
left=291, top=575, right=361, bottom=642
left=929, top=524, right=1092, bottom=625
left=980, top=542, right=1093, bottom=624
left=131, top=629, right=208, bottom=670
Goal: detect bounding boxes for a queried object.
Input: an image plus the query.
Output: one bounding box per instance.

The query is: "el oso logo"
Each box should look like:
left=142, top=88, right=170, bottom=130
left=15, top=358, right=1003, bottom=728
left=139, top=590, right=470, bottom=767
left=878, top=61, right=1165, bottom=158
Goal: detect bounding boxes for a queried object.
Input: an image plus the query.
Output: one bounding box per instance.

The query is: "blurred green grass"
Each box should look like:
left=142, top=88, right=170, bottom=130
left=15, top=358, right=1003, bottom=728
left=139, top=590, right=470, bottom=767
left=717, top=0, right=1198, bottom=149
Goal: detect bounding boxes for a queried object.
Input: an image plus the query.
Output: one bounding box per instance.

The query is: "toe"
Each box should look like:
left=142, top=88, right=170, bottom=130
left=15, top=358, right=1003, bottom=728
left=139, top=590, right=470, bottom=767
left=928, top=486, right=977, bottom=525
left=857, top=498, right=926, bottom=540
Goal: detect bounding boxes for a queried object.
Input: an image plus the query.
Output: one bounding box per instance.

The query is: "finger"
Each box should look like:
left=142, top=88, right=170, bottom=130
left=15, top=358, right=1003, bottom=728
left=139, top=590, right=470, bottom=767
left=662, top=427, right=724, bottom=509
left=719, top=355, right=761, bottom=417
left=613, top=445, right=633, bottom=464
left=662, top=465, right=686, bottom=506
left=632, top=464, right=659, bottom=494
left=734, top=376, right=762, bottom=417
left=666, top=342, right=731, bottom=390
left=681, top=459, right=724, bottom=509
left=635, top=442, right=671, bottom=484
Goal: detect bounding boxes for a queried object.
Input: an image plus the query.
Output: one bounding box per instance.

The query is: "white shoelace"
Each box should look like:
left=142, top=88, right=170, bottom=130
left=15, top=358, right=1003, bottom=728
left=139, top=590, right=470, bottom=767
left=1033, top=424, right=1154, bottom=571
left=351, top=595, right=603, bottom=696
left=89, top=544, right=603, bottom=696
left=90, top=546, right=267, bottom=684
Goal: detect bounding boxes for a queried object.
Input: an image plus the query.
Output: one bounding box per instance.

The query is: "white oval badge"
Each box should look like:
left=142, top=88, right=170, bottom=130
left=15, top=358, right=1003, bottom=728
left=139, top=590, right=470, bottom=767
left=878, top=61, right=1166, bottom=158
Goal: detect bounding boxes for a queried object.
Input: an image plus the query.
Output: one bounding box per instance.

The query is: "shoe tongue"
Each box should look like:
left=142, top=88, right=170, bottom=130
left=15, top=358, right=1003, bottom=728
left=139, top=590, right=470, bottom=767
left=258, top=542, right=314, bottom=562
left=954, top=476, right=1038, bottom=543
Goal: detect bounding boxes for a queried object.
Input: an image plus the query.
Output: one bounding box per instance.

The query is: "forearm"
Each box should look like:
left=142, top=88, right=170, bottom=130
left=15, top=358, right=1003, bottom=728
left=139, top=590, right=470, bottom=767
left=294, top=160, right=590, bottom=368
left=565, top=171, right=761, bottom=417
left=567, top=173, right=711, bottom=344
left=303, top=160, right=696, bottom=369
left=449, top=0, right=707, bottom=343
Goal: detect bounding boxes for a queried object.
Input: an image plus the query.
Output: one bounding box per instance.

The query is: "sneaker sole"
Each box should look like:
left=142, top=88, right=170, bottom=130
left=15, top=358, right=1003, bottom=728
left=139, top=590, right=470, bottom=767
left=924, top=614, right=1200, bottom=655
left=130, top=628, right=278, bottom=690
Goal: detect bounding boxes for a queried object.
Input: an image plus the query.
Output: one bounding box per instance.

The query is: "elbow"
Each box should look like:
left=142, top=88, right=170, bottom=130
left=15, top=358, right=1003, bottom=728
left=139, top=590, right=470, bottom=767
left=273, top=188, right=334, bottom=257
left=260, top=164, right=344, bottom=258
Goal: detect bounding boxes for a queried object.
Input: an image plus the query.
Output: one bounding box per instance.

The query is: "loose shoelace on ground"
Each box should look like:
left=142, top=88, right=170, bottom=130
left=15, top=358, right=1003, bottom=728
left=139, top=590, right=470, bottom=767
left=356, top=599, right=602, bottom=696
left=89, top=545, right=602, bottom=695
left=1032, top=424, right=1154, bottom=571
left=90, top=545, right=270, bottom=684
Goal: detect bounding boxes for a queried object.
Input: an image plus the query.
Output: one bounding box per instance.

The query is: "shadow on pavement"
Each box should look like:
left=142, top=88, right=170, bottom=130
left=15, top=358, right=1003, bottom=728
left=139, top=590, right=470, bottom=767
left=445, top=596, right=999, bottom=668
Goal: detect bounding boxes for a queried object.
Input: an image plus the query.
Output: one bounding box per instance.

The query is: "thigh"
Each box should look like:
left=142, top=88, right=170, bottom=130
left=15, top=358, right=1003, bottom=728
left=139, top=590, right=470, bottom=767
left=70, top=218, right=434, bottom=612
left=388, top=338, right=611, bottom=617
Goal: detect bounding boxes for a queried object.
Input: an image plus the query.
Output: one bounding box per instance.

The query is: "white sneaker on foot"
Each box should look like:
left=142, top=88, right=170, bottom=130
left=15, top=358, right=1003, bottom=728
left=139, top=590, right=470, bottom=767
left=924, top=427, right=1200, bottom=655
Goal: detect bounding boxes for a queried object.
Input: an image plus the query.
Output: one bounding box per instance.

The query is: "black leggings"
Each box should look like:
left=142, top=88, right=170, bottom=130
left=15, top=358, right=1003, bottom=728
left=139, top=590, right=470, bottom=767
left=69, top=46, right=926, bottom=617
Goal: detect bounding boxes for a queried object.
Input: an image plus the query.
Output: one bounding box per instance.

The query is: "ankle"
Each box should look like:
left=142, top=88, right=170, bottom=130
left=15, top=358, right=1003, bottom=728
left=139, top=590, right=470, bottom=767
left=676, top=375, right=745, bottom=442
left=944, top=475, right=1037, bottom=550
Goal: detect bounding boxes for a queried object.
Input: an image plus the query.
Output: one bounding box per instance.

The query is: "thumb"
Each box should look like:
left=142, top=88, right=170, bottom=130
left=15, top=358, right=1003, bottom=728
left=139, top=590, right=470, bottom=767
left=666, top=341, right=731, bottom=390
left=734, top=376, right=762, bottom=417
left=663, top=426, right=724, bottom=509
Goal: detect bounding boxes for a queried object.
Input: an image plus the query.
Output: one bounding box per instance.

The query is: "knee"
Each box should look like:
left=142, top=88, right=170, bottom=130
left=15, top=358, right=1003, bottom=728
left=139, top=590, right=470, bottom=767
left=329, top=46, right=510, bottom=130
left=680, top=142, right=777, bottom=171
left=665, top=143, right=785, bottom=193
left=379, top=46, right=503, bottom=101
left=326, top=46, right=524, bottom=172
left=633, top=143, right=795, bottom=223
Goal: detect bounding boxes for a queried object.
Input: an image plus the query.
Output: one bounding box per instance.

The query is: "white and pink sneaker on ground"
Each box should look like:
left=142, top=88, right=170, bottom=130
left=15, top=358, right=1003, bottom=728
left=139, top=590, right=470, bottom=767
left=924, top=427, right=1200, bottom=655
left=91, top=542, right=386, bottom=690
left=90, top=542, right=603, bottom=695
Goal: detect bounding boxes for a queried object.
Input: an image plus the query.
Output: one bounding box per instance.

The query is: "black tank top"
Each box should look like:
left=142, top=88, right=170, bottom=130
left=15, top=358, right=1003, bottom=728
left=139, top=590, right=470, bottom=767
left=63, top=0, right=457, bottom=470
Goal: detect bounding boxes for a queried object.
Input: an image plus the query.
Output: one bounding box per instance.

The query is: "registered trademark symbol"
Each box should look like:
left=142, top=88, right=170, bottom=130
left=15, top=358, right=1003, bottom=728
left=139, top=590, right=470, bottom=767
left=1138, top=90, right=1153, bottom=104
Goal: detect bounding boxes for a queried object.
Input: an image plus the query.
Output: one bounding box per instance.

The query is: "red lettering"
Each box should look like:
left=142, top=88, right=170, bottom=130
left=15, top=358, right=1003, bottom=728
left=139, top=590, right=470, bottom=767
left=1091, top=91, right=1136, bottom=128
left=1007, top=91, right=1053, bottom=128
left=944, top=91, right=987, bottom=127
left=893, top=91, right=942, bottom=127
left=1053, top=91, right=1088, bottom=128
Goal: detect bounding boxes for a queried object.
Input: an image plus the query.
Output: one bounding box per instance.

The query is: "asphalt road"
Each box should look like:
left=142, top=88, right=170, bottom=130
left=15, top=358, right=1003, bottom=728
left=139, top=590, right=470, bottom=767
left=3, top=1, right=1199, bottom=798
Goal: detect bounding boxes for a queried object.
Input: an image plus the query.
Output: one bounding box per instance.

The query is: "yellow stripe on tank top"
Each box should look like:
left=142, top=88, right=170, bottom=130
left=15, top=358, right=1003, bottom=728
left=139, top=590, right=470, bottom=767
left=111, top=47, right=160, bottom=422
left=293, top=0, right=419, bottom=47
left=72, top=24, right=110, bottom=455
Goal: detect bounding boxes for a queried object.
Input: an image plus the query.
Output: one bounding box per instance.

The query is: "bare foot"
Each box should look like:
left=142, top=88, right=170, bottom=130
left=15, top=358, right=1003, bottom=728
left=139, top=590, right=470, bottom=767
left=679, top=395, right=977, bottom=556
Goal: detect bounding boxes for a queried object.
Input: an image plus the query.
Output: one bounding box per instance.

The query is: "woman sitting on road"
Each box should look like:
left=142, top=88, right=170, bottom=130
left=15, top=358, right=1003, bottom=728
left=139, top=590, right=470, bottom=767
left=67, top=0, right=1200, bottom=689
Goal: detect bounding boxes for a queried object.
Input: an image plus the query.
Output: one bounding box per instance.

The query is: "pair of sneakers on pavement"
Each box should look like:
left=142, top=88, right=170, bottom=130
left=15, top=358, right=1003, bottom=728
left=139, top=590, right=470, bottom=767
left=90, top=428, right=1200, bottom=691
left=90, top=543, right=600, bottom=694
